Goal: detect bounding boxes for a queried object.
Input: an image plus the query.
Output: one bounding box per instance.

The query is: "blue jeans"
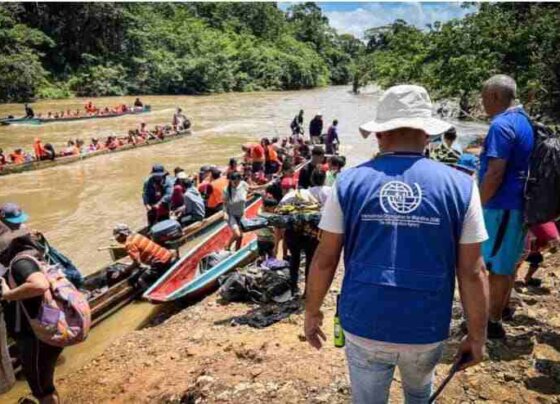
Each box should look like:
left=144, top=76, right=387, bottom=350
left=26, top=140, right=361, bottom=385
left=345, top=338, right=444, bottom=404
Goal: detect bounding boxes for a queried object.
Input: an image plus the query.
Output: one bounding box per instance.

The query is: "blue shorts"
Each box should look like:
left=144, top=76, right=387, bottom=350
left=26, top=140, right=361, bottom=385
left=482, top=209, right=526, bottom=275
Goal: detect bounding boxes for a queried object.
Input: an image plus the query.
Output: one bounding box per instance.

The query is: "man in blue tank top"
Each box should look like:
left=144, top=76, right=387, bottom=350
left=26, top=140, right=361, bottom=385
left=304, top=85, right=490, bottom=404
left=478, top=75, right=534, bottom=339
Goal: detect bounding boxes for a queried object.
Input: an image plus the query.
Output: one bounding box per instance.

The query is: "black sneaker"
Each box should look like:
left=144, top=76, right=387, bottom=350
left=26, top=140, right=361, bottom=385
left=487, top=321, right=506, bottom=339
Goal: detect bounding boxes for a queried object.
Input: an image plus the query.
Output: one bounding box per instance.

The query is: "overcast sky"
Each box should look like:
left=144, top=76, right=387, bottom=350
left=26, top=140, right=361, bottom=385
left=281, top=2, right=475, bottom=39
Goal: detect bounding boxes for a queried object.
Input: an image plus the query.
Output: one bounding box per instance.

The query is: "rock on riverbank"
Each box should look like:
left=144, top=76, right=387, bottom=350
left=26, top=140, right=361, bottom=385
left=55, top=255, right=560, bottom=403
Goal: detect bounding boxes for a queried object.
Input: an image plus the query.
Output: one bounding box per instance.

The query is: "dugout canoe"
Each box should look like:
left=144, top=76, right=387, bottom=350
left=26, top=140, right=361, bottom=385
left=0, top=106, right=151, bottom=126
left=0, top=129, right=191, bottom=177
left=143, top=196, right=262, bottom=303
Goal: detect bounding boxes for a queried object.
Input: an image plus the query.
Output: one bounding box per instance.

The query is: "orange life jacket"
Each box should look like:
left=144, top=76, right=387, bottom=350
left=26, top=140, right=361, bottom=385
left=265, top=145, right=280, bottom=163
left=207, top=177, right=228, bottom=209
left=10, top=152, right=25, bottom=164
left=33, top=140, right=46, bottom=159
left=250, top=144, right=265, bottom=163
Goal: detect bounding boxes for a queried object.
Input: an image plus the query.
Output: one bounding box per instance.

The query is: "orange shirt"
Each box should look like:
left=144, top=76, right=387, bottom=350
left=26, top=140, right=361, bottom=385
left=207, top=177, right=228, bottom=209
left=251, top=144, right=265, bottom=163
left=125, top=233, right=173, bottom=265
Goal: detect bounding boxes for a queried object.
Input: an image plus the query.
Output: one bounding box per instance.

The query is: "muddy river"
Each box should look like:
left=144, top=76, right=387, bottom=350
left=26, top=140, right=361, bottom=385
left=0, top=86, right=488, bottom=401
left=0, top=86, right=488, bottom=276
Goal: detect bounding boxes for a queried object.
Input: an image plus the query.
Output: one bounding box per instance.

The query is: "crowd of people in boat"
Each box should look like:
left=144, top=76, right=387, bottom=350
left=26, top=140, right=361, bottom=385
left=20, top=98, right=147, bottom=121
left=0, top=108, right=191, bottom=169
left=112, top=134, right=346, bottom=298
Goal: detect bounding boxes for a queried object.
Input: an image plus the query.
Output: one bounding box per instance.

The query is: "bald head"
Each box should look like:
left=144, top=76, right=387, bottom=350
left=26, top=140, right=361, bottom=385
left=482, top=74, right=517, bottom=117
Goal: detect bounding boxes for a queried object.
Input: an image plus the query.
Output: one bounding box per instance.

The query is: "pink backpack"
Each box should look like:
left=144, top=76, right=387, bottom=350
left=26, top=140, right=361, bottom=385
left=9, top=255, right=91, bottom=347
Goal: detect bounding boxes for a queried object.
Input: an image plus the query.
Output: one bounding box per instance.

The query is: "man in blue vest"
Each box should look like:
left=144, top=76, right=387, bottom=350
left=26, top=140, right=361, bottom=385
left=304, top=85, right=490, bottom=403
left=478, top=75, right=534, bottom=338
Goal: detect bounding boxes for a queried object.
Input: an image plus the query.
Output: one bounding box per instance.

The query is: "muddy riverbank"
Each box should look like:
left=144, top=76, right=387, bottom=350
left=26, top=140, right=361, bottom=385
left=43, top=253, right=560, bottom=404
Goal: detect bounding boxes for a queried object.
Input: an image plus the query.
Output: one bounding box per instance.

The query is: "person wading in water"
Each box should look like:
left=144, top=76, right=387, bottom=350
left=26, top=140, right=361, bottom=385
left=304, top=85, right=489, bottom=404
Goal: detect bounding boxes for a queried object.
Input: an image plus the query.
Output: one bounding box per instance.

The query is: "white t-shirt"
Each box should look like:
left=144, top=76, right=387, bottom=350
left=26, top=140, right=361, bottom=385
left=320, top=180, right=488, bottom=353
left=308, top=186, right=332, bottom=207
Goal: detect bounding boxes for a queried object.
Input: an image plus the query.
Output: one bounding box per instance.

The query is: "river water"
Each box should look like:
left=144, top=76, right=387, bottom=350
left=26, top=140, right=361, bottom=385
left=0, top=86, right=489, bottom=401
left=0, top=86, right=488, bottom=276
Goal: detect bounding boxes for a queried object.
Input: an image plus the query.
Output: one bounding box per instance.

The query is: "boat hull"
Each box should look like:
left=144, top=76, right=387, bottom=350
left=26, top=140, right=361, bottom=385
left=144, top=197, right=262, bottom=303
left=0, top=106, right=151, bottom=126
left=0, top=129, right=190, bottom=177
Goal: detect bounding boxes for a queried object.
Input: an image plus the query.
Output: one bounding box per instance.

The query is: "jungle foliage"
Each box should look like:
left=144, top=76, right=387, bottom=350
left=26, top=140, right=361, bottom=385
left=0, top=2, right=363, bottom=101
left=354, top=3, right=560, bottom=118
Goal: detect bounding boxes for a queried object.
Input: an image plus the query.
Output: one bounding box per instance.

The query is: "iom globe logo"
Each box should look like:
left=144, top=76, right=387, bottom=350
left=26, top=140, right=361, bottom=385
left=379, top=181, right=423, bottom=214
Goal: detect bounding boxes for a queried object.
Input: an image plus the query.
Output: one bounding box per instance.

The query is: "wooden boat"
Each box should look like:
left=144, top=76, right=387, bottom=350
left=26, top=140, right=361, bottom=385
left=144, top=196, right=262, bottom=303
left=0, top=106, right=151, bottom=126
left=0, top=129, right=191, bottom=177
left=168, top=239, right=257, bottom=301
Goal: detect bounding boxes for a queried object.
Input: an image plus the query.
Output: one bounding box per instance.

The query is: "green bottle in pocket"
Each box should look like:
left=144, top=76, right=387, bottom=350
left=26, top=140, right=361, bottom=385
left=334, top=294, right=345, bottom=348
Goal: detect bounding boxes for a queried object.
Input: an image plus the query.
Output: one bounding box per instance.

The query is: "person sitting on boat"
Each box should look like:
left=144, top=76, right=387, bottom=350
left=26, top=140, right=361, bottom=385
left=170, top=170, right=188, bottom=211
left=74, top=108, right=80, bottom=116
left=206, top=168, right=229, bottom=217
left=197, top=165, right=213, bottom=203
left=134, top=98, right=143, bottom=108
left=24, top=103, right=34, bottom=119
left=173, top=176, right=205, bottom=227
left=9, top=149, right=25, bottom=165
left=139, top=122, right=149, bottom=138
left=61, top=140, right=79, bottom=157
left=112, top=224, right=177, bottom=290
left=430, top=127, right=462, bottom=165
left=89, top=137, right=104, bottom=152
left=106, top=136, right=120, bottom=151
left=142, top=164, right=173, bottom=227
left=33, top=138, right=55, bottom=161
left=0, top=148, right=6, bottom=168
left=154, top=125, right=165, bottom=140
left=47, top=112, right=53, bottom=119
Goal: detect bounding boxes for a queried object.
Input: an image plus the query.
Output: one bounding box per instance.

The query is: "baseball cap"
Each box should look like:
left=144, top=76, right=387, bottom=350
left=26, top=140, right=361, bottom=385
left=113, top=223, right=132, bottom=237
left=359, top=85, right=452, bottom=138
left=0, top=203, right=29, bottom=224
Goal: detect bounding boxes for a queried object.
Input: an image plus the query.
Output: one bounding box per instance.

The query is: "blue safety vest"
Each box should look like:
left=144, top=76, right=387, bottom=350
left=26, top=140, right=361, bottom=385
left=337, top=154, right=472, bottom=344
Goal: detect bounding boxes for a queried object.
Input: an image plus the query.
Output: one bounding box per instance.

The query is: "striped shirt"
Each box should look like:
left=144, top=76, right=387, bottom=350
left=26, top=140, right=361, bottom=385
left=125, top=233, right=173, bottom=265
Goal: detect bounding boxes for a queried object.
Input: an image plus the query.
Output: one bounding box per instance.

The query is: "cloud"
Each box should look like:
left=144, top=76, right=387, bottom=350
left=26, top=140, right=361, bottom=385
left=323, top=2, right=474, bottom=39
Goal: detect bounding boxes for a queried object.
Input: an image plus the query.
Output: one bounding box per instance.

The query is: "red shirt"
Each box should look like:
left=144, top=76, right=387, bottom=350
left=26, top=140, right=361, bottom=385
left=251, top=144, right=265, bottom=163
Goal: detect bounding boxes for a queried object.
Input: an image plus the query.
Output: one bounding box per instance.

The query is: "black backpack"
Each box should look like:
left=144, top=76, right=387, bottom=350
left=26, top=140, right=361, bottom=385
left=523, top=117, right=560, bottom=226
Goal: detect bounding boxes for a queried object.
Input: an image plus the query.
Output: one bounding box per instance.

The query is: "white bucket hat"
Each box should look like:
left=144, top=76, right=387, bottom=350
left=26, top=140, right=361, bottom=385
left=359, top=85, right=452, bottom=138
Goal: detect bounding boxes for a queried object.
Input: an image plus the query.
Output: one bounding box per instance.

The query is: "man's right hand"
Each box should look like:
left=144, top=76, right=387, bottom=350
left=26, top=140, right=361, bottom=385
left=145, top=204, right=152, bottom=212
left=456, top=335, right=485, bottom=370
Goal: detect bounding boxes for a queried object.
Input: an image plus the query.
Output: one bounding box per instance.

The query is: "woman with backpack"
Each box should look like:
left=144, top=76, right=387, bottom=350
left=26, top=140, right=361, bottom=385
left=0, top=234, right=63, bottom=404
